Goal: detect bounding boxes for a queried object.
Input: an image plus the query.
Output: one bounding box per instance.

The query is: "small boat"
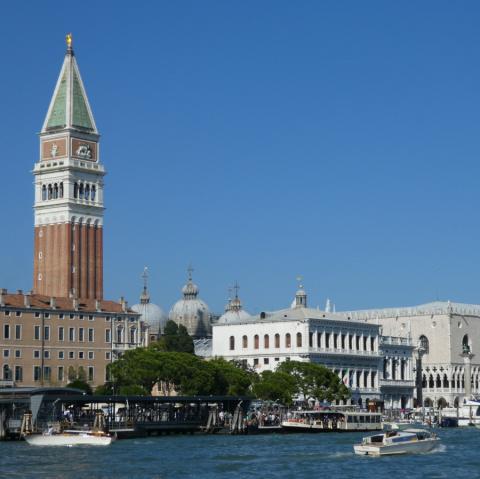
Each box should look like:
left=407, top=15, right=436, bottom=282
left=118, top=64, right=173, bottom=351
left=354, top=428, right=439, bottom=456
left=25, top=429, right=114, bottom=447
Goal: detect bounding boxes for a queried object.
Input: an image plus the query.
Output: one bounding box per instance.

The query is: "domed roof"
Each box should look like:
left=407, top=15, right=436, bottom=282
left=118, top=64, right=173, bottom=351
left=169, top=268, right=211, bottom=338
left=132, top=301, right=167, bottom=334
left=217, top=283, right=251, bottom=324
left=131, top=267, right=167, bottom=334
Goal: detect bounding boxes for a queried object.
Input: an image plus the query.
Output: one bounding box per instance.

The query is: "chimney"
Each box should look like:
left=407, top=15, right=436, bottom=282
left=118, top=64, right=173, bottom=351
left=50, top=297, right=56, bottom=309
left=17, top=289, right=23, bottom=295
left=73, top=298, right=79, bottom=311
left=95, top=299, right=101, bottom=312
left=0, top=289, right=5, bottom=307
left=24, top=293, right=31, bottom=309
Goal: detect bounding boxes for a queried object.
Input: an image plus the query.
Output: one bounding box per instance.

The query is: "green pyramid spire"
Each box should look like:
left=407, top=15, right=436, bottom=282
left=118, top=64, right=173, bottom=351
left=42, top=40, right=97, bottom=134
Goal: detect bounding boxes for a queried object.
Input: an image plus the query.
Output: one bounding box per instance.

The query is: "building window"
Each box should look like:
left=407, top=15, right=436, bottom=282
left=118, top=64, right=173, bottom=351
left=116, top=326, right=123, bottom=343
left=44, top=326, right=50, bottom=341
left=105, top=351, right=111, bottom=360
left=333, top=333, right=338, bottom=349
left=349, top=334, right=353, bottom=350
left=370, top=336, right=375, bottom=351
left=317, top=332, right=322, bottom=348
left=3, top=350, right=9, bottom=358
left=91, top=185, right=96, bottom=201
left=44, top=367, right=51, bottom=381
left=34, top=312, right=40, bottom=318
left=88, top=366, right=94, bottom=382
left=2, top=365, right=11, bottom=380
left=69, top=314, right=75, bottom=320
left=74, top=182, right=78, bottom=199
left=341, top=334, right=346, bottom=349
left=264, top=335, right=270, bottom=349
left=419, top=335, right=429, bottom=354
left=69, top=327, right=75, bottom=341
left=44, top=313, right=50, bottom=319
left=58, top=327, right=64, bottom=341
left=88, top=315, right=94, bottom=321
left=264, top=358, right=269, bottom=365
left=58, top=366, right=64, bottom=382
left=309, top=332, right=313, bottom=348
left=363, top=336, right=368, bottom=351
left=59, top=313, right=64, bottom=320
left=33, top=350, right=40, bottom=359
left=356, top=335, right=360, bottom=350
left=275, top=333, right=280, bottom=348
left=79, top=315, right=84, bottom=320
left=105, top=328, right=111, bottom=343
left=68, top=351, right=75, bottom=359
left=33, top=366, right=41, bottom=381
left=15, top=325, right=21, bottom=340
left=15, top=366, right=23, bottom=382
left=15, top=311, right=21, bottom=317
left=58, top=350, right=64, bottom=359
left=88, top=351, right=94, bottom=360
left=15, top=350, right=21, bottom=358
left=42, top=185, right=47, bottom=200
left=254, top=335, right=259, bottom=349
left=285, top=333, right=291, bottom=348
left=229, top=336, right=235, bottom=351
left=44, top=350, right=50, bottom=359
left=78, top=351, right=84, bottom=359
left=253, top=358, right=259, bottom=367
left=3, top=324, right=10, bottom=340
left=296, top=332, right=302, bottom=347
left=4, top=310, right=10, bottom=317
left=88, top=328, right=94, bottom=342
left=242, top=335, right=248, bottom=348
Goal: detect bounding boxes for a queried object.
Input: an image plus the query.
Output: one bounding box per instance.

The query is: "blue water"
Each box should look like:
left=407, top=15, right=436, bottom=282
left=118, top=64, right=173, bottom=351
left=0, top=428, right=477, bottom=479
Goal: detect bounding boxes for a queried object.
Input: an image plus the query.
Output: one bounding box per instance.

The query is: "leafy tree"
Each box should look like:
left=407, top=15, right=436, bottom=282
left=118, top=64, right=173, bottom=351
left=153, top=320, right=194, bottom=353
left=276, top=361, right=351, bottom=404
left=252, top=370, right=297, bottom=405
left=207, top=358, right=255, bottom=396
left=66, top=379, right=93, bottom=395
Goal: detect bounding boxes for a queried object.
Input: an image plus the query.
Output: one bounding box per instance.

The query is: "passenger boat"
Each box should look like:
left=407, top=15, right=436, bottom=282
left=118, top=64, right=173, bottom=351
left=354, top=428, right=439, bottom=456
left=25, top=429, right=114, bottom=446
left=281, top=410, right=382, bottom=433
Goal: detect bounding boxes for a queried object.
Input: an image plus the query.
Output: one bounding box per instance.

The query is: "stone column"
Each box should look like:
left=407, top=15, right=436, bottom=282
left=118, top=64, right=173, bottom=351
left=415, top=346, right=426, bottom=408
left=462, top=347, right=475, bottom=400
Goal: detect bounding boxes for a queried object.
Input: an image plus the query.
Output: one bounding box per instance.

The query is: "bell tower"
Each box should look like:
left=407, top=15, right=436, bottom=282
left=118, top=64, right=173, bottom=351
left=33, top=34, right=105, bottom=300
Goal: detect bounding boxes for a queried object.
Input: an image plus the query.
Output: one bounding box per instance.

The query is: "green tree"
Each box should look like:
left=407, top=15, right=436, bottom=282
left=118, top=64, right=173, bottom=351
left=66, top=379, right=93, bottom=395
left=153, top=320, right=194, bottom=353
left=207, top=358, right=255, bottom=395
left=277, top=361, right=351, bottom=404
left=252, top=370, right=297, bottom=405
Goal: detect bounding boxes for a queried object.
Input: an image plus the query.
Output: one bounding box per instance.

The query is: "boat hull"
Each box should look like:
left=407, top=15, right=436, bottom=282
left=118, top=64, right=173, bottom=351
left=25, top=433, right=112, bottom=446
left=354, top=438, right=439, bottom=456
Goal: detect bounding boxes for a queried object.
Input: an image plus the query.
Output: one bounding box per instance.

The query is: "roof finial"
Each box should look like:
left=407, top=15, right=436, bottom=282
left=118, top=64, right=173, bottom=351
left=296, top=275, right=304, bottom=290
left=140, top=266, right=150, bottom=304
left=187, top=263, right=194, bottom=281
left=233, top=280, right=240, bottom=299
left=66, top=33, right=73, bottom=54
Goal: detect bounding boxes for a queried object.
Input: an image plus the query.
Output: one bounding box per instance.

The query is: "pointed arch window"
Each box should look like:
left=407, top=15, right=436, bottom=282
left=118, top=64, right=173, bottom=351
left=42, top=185, right=47, bottom=201
left=85, top=184, right=90, bottom=200
left=59, top=182, right=64, bottom=198
left=274, top=333, right=280, bottom=348
left=48, top=185, right=53, bottom=200
left=285, top=333, right=291, bottom=348
left=79, top=184, right=84, bottom=200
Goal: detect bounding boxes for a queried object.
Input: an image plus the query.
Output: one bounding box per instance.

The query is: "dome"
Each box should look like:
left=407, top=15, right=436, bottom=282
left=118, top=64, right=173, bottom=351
left=132, top=267, right=167, bottom=334
left=132, top=301, right=167, bottom=334
left=169, top=269, right=211, bottom=338
left=217, top=283, right=250, bottom=324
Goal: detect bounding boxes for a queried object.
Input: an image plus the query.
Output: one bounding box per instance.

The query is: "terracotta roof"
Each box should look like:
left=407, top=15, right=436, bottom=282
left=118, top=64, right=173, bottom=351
left=0, top=291, right=138, bottom=314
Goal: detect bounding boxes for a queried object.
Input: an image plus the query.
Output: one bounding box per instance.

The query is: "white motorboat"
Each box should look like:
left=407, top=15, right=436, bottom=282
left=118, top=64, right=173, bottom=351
left=25, top=429, right=113, bottom=446
left=354, top=428, right=439, bottom=456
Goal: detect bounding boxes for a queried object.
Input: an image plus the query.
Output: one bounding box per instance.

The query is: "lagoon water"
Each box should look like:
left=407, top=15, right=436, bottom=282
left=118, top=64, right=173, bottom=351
left=0, top=428, right=477, bottom=479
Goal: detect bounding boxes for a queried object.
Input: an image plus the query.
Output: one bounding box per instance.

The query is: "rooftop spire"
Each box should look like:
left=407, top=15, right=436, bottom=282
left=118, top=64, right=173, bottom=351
left=294, top=275, right=307, bottom=309
left=140, top=267, right=150, bottom=304
left=41, top=34, right=97, bottom=134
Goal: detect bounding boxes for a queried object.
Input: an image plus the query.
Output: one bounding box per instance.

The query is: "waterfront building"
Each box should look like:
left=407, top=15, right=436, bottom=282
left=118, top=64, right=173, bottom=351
left=0, top=36, right=142, bottom=388
left=342, top=301, right=480, bottom=408
left=169, top=267, right=211, bottom=338
left=213, top=285, right=385, bottom=405
left=132, top=268, right=167, bottom=342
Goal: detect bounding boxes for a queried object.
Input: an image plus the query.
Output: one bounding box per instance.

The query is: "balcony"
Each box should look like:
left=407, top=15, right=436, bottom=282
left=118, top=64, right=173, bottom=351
left=380, top=379, right=415, bottom=388
left=309, top=347, right=380, bottom=358
left=380, top=336, right=413, bottom=346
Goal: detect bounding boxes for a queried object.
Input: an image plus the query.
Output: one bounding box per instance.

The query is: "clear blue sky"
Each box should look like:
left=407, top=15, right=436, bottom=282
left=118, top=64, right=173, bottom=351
left=1, top=1, right=480, bottom=314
